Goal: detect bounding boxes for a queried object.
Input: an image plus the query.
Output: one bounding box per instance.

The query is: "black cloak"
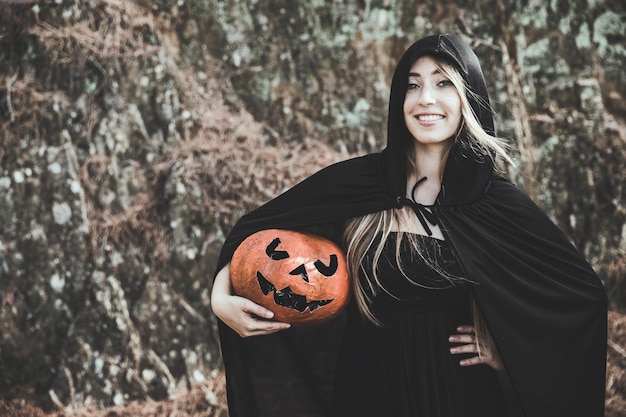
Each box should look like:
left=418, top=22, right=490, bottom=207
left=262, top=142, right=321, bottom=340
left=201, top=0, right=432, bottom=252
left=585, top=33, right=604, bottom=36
left=213, top=34, right=607, bottom=417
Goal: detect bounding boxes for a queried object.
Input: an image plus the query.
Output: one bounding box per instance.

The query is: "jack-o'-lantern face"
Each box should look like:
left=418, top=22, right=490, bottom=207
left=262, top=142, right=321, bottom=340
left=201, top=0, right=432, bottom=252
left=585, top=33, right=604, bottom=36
left=230, top=229, right=350, bottom=325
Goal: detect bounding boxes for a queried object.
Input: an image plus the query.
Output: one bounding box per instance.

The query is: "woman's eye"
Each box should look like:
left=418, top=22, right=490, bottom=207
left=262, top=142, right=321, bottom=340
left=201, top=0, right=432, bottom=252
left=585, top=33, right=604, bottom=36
left=438, top=79, right=453, bottom=87
left=407, top=83, right=419, bottom=90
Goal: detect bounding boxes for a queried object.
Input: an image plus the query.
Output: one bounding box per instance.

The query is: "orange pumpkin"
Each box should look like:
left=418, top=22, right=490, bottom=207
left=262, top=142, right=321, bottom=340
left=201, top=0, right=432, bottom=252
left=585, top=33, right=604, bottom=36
left=230, top=229, right=350, bottom=325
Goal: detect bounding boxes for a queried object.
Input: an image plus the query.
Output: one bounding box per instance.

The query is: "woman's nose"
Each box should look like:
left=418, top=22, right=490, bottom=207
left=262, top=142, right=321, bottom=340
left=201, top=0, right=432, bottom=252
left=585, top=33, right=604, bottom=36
left=419, top=85, right=436, bottom=105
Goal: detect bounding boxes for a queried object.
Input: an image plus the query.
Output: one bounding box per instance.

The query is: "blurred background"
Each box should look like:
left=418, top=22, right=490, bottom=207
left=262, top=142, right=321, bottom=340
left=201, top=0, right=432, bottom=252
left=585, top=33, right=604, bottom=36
left=0, top=0, right=624, bottom=415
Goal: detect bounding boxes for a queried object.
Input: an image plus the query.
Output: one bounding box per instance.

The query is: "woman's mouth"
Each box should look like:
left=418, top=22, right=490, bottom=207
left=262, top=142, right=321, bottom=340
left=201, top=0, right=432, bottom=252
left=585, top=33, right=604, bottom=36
left=416, top=114, right=444, bottom=122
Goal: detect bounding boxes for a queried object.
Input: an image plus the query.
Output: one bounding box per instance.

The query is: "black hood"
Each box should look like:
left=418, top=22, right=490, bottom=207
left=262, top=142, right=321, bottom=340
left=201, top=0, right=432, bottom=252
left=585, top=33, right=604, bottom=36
left=380, top=34, right=495, bottom=206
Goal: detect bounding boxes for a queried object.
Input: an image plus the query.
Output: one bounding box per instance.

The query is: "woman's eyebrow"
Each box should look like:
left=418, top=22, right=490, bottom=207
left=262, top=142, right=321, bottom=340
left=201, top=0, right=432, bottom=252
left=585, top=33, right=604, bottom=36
left=408, top=69, right=442, bottom=78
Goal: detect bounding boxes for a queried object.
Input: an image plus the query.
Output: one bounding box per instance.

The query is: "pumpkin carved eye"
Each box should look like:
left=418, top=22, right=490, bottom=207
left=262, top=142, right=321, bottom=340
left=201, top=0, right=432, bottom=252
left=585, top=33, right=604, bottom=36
left=231, top=229, right=351, bottom=325
left=266, top=238, right=289, bottom=260
left=314, top=255, right=338, bottom=276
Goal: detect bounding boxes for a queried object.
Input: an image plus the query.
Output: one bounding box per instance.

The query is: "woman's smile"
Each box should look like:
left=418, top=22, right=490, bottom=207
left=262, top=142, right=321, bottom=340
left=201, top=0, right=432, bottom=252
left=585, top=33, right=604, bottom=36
left=414, top=113, right=445, bottom=123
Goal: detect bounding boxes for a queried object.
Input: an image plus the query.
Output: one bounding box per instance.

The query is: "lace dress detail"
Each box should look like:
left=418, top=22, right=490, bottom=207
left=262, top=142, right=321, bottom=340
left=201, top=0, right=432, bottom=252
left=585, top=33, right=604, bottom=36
left=332, top=233, right=509, bottom=417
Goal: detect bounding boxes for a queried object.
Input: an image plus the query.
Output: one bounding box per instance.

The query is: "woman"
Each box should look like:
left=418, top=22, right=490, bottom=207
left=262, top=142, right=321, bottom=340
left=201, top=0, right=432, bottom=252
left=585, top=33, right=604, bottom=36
left=212, top=34, right=607, bottom=417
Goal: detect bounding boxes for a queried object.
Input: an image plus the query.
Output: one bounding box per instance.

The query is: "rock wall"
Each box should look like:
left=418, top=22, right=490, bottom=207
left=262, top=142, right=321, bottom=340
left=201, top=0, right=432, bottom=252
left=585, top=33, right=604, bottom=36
left=0, top=0, right=624, bottom=412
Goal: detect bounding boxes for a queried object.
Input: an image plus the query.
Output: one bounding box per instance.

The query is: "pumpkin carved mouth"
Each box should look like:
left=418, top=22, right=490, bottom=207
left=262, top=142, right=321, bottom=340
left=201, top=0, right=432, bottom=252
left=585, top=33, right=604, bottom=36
left=256, top=271, right=334, bottom=312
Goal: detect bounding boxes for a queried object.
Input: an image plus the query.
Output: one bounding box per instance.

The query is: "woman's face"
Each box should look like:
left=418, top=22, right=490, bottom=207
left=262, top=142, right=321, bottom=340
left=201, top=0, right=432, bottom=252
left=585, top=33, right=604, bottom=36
left=403, top=56, right=462, bottom=150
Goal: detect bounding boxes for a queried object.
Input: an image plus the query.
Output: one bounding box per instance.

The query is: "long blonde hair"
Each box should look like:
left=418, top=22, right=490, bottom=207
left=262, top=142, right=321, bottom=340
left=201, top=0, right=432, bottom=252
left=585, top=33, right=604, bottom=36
left=343, top=58, right=512, bottom=332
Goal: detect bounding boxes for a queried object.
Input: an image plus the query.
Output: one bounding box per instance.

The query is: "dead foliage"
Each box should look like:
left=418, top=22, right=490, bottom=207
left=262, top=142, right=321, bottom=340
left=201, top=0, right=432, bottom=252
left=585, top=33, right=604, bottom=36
left=0, top=371, right=228, bottom=417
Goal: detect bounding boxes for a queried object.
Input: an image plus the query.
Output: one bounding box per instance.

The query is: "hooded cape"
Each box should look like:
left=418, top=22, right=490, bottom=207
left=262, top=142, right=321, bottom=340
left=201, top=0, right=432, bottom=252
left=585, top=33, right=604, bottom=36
left=213, top=34, right=607, bottom=417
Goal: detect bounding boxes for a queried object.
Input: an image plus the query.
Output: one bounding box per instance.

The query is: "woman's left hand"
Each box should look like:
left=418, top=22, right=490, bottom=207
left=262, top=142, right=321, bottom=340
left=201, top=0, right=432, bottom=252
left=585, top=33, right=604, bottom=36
left=448, top=325, right=504, bottom=371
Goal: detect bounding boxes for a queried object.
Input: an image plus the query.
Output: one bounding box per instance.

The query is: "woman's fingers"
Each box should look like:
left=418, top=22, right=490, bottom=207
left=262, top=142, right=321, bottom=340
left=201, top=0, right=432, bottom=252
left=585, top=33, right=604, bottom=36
left=448, top=341, right=478, bottom=354
left=247, top=321, right=291, bottom=336
left=213, top=292, right=290, bottom=338
left=231, top=297, right=291, bottom=337
left=448, top=325, right=477, bottom=351
left=211, top=265, right=291, bottom=338
left=458, top=354, right=486, bottom=367
left=455, top=325, right=475, bottom=333
left=234, top=314, right=291, bottom=338
left=237, top=296, right=276, bottom=320
left=448, top=324, right=504, bottom=371
left=449, top=325, right=482, bottom=359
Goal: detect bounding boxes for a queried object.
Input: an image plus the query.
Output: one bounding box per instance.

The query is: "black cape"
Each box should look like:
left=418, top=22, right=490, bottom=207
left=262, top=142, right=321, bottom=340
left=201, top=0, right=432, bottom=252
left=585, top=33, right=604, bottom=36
left=213, top=35, right=607, bottom=417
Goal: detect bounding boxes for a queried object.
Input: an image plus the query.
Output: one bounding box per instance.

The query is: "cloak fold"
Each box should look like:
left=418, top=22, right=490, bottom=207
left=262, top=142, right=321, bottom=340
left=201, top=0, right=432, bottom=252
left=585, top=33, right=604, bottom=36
left=435, top=177, right=607, bottom=417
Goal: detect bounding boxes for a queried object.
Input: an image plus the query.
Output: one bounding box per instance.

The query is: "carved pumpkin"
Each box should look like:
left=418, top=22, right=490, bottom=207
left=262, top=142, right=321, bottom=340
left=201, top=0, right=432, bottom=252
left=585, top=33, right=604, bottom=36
left=230, top=229, right=350, bottom=325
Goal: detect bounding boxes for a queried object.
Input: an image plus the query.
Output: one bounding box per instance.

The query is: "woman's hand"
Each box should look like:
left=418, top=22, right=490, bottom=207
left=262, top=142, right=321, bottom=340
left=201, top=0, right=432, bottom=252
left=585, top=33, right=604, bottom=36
left=448, top=325, right=504, bottom=371
left=211, top=263, right=291, bottom=338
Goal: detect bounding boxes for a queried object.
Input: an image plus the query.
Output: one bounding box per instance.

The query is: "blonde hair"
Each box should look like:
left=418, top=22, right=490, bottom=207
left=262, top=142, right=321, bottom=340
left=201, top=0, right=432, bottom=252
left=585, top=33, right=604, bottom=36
left=344, top=58, right=511, bottom=335
left=429, top=61, right=513, bottom=169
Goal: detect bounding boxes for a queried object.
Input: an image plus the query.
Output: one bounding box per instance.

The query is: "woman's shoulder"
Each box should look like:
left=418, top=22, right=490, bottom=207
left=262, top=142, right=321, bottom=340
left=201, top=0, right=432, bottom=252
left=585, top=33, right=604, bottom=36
left=485, top=175, right=558, bottom=223
left=298, top=152, right=382, bottom=185
left=317, top=152, right=380, bottom=173
left=487, top=175, right=534, bottom=202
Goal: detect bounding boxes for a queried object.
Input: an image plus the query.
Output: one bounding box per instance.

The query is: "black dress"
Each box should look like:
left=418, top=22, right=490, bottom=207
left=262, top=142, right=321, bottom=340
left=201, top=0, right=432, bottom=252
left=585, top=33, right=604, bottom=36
left=332, top=233, right=510, bottom=417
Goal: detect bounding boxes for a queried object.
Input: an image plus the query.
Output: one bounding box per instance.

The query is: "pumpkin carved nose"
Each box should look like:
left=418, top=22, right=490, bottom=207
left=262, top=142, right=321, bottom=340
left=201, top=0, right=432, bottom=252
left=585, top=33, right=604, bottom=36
left=289, top=264, right=310, bottom=282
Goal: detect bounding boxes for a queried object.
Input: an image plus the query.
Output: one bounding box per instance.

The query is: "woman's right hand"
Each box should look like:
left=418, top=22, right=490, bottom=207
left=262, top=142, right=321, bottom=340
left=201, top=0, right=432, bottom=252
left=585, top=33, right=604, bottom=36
left=211, top=263, right=291, bottom=338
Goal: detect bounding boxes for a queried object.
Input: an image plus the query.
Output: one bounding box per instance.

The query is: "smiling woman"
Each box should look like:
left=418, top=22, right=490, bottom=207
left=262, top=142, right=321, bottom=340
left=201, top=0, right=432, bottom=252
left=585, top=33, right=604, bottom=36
left=211, top=34, right=607, bottom=417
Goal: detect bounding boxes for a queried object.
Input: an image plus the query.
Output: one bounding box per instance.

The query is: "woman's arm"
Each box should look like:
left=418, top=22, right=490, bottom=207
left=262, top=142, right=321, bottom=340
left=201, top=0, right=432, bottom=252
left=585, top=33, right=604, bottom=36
left=211, top=263, right=291, bottom=338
